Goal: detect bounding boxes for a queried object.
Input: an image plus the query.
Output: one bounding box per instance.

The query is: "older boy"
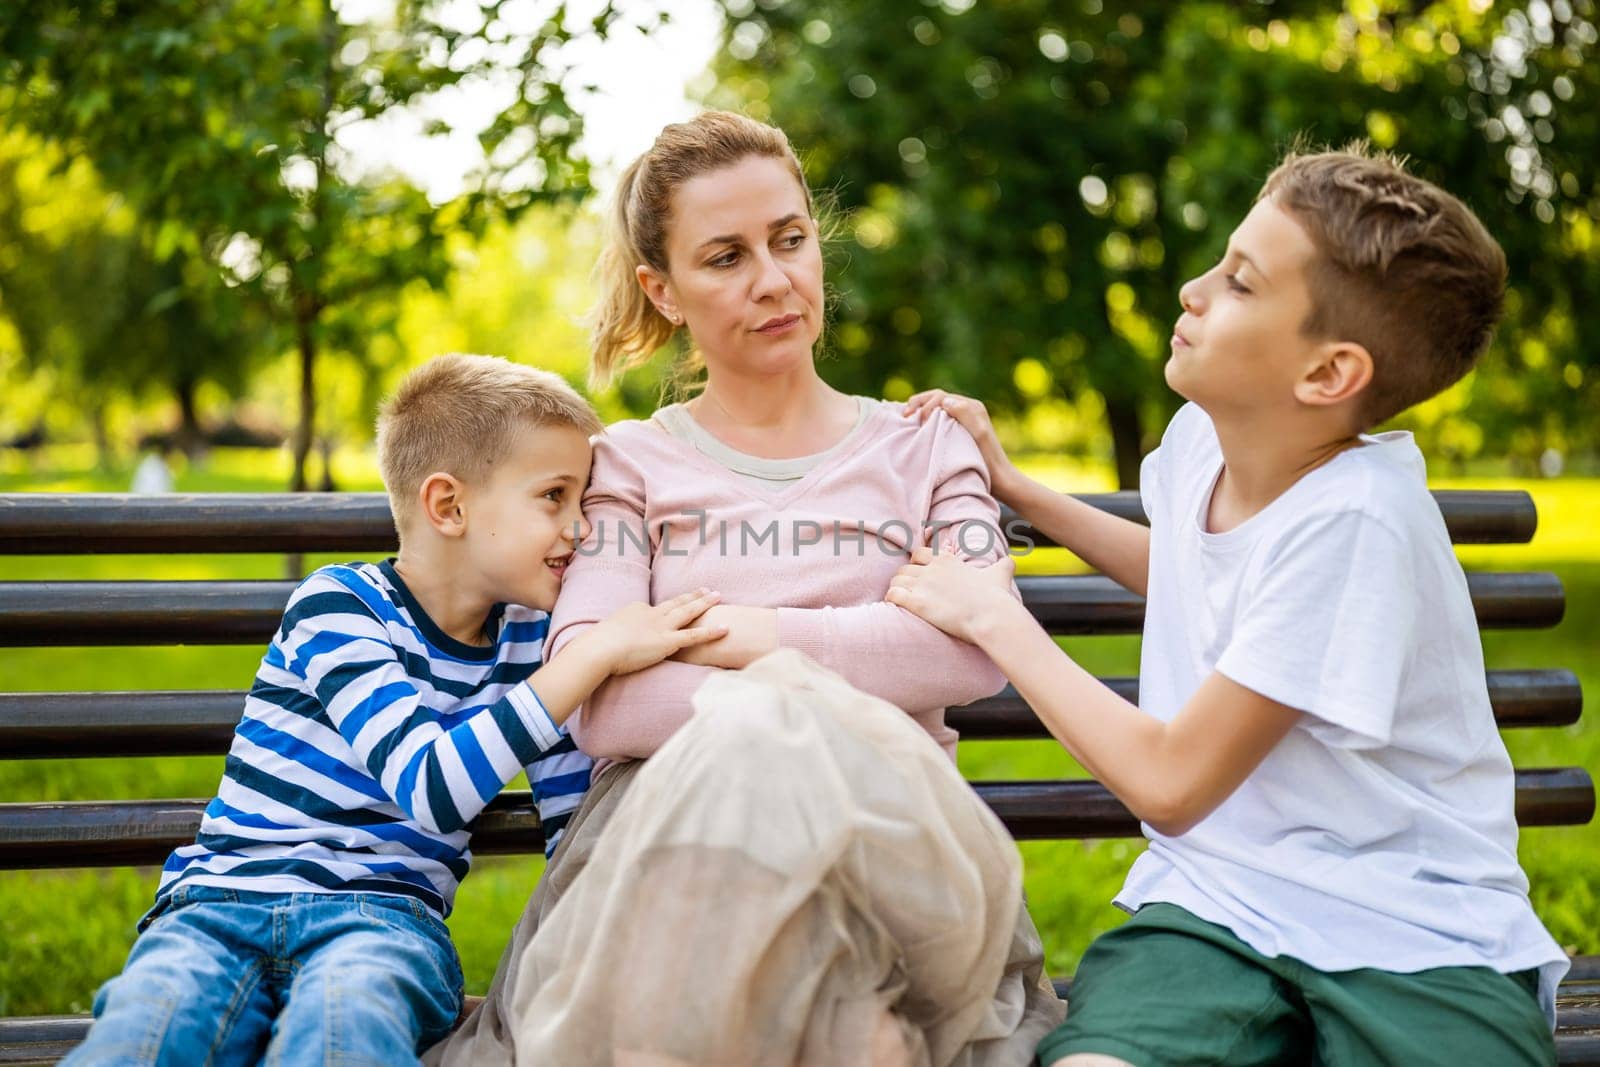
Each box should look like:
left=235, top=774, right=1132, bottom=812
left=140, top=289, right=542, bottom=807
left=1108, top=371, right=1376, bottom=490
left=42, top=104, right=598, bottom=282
left=68, top=354, right=726, bottom=1066
left=894, top=148, right=1566, bottom=1065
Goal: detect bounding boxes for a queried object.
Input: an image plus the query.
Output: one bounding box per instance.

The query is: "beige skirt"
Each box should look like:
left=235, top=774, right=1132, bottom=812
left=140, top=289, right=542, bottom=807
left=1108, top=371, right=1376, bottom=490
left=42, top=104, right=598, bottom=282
left=427, top=649, right=1063, bottom=1066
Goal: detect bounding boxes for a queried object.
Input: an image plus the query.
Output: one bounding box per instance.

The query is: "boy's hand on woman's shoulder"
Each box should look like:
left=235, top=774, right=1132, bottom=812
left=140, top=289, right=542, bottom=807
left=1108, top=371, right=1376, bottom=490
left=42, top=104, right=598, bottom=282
left=903, top=389, right=1021, bottom=502
left=591, top=590, right=728, bottom=675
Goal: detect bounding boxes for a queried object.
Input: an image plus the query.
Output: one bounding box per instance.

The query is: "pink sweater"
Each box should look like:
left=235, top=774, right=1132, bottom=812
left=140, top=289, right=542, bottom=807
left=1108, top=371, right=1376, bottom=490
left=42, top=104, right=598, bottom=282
left=546, top=400, right=1009, bottom=763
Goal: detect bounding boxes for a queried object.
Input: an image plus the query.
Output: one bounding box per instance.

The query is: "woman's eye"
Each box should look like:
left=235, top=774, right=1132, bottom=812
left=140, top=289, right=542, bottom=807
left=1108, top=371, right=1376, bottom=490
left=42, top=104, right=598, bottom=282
left=543, top=488, right=563, bottom=503
left=1225, top=274, right=1250, bottom=294
left=709, top=250, right=740, bottom=268
left=777, top=231, right=806, bottom=250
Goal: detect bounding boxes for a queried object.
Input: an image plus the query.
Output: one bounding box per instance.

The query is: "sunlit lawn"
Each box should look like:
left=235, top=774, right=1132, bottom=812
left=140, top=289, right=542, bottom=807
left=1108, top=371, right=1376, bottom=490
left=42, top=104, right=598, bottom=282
left=0, top=448, right=1595, bottom=1015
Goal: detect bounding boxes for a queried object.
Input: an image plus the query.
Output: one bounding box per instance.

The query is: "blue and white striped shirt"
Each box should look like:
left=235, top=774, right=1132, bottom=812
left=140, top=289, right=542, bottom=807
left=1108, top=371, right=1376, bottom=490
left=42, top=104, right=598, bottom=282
left=158, top=560, right=591, bottom=918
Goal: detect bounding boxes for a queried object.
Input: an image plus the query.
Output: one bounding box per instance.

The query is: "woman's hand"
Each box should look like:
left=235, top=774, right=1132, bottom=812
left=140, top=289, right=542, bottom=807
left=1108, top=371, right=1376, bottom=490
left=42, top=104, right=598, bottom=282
left=886, top=546, right=1022, bottom=647
left=903, top=389, right=1022, bottom=504
left=670, top=605, right=780, bottom=669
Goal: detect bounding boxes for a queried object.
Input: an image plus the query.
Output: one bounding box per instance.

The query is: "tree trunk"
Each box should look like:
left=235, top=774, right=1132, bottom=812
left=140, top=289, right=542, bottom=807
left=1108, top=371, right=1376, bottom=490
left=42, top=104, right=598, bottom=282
left=289, top=0, right=336, bottom=499
left=1104, top=391, right=1145, bottom=491
left=175, top=378, right=204, bottom=461
left=89, top=402, right=114, bottom=471
left=291, top=309, right=316, bottom=493
left=317, top=435, right=338, bottom=492
left=284, top=311, right=317, bottom=578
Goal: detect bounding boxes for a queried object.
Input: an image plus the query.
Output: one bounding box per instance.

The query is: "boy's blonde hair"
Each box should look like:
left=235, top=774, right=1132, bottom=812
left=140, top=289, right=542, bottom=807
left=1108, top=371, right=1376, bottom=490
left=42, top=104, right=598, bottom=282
left=377, top=354, right=602, bottom=529
left=1259, top=143, right=1506, bottom=428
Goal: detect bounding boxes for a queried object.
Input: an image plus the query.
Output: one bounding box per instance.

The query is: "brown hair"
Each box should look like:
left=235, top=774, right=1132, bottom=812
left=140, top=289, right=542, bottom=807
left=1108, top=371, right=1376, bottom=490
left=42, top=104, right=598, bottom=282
left=1259, top=143, right=1506, bottom=427
left=588, top=110, right=813, bottom=390
left=377, top=353, right=602, bottom=531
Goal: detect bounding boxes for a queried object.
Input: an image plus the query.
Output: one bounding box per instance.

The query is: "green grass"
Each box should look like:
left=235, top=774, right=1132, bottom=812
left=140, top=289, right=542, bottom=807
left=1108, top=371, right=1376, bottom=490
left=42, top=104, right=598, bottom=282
left=0, top=456, right=1594, bottom=1015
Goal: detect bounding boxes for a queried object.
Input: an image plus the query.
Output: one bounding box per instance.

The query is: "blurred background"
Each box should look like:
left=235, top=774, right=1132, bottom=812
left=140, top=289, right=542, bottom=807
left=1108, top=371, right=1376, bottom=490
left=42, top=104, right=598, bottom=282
left=1, top=0, right=1596, bottom=1017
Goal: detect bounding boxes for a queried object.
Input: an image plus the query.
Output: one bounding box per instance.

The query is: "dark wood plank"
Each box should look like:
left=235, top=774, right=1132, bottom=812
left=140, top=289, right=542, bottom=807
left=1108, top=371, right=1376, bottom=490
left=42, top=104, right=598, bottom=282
left=0, top=690, right=244, bottom=758
left=0, top=668, right=1579, bottom=759
left=1562, top=1034, right=1600, bottom=1067
left=945, top=668, right=1582, bottom=738
left=0, top=1015, right=83, bottom=1065
left=0, top=489, right=1536, bottom=554
left=0, top=571, right=1566, bottom=647
left=0, top=493, right=396, bottom=555
left=1018, top=571, right=1565, bottom=634
left=998, top=488, right=1537, bottom=546
left=0, top=580, right=298, bottom=646
left=0, top=769, right=1589, bottom=870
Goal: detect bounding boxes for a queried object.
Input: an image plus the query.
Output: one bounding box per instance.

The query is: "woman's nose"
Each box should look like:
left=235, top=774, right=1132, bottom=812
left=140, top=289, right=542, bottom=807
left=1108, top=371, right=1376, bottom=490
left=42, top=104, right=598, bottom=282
left=751, top=249, right=793, bottom=301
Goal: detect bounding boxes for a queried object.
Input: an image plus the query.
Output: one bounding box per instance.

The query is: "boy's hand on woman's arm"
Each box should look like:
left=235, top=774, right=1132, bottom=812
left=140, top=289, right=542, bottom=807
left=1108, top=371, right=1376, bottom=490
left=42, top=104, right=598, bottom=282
left=531, top=590, right=726, bottom=724
left=595, top=590, right=731, bottom=673
left=669, top=605, right=779, bottom=670
left=886, top=546, right=1023, bottom=646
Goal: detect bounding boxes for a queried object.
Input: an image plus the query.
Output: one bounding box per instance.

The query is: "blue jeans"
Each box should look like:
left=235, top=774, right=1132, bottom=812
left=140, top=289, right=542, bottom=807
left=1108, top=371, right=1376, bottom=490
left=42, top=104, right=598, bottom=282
left=64, top=884, right=464, bottom=1067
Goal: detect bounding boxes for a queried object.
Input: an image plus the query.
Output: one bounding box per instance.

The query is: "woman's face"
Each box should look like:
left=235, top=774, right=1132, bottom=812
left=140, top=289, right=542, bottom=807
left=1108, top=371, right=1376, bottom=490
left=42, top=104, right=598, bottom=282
left=642, top=154, right=824, bottom=379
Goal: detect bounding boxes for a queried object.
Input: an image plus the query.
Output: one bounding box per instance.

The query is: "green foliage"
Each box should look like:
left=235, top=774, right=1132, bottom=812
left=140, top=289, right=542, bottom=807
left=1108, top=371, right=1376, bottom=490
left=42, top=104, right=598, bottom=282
left=381, top=204, right=682, bottom=424
left=712, top=0, right=1600, bottom=484
left=0, top=127, right=275, bottom=458
left=0, top=0, right=638, bottom=485
left=384, top=208, right=626, bottom=419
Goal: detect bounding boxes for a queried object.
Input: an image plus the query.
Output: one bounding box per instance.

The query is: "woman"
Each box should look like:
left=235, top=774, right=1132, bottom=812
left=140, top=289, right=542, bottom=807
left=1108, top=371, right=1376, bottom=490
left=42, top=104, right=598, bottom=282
left=430, top=111, right=1063, bottom=1066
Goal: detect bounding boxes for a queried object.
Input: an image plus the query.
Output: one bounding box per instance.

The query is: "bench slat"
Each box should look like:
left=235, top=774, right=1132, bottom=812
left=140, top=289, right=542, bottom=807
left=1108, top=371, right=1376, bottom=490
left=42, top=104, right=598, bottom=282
left=0, top=489, right=1538, bottom=554
left=0, top=493, right=398, bottom=555
left=0, top=1012, right=81, bottom=1065
left=0, top=668, right=1580, bottom=759
left=951, top=667, right=1583, bottom=736
left=0, top=769, right=1590, bottom=870
left=0, top=571, right=1565, bottom=647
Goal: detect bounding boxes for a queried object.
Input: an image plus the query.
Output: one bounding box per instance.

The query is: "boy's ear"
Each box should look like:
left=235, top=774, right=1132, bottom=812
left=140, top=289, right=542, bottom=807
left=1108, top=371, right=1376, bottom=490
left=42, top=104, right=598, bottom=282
left=636, top=264, right=679, bottom=324
left=1296, top=340, right=1374, bottom=410
left=416, top=472, right=468, bottom=538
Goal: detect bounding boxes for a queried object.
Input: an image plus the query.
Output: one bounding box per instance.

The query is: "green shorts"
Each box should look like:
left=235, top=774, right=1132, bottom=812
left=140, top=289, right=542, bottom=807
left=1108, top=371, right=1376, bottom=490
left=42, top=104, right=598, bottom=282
left=1037, top=903, right=1553, bottom=1067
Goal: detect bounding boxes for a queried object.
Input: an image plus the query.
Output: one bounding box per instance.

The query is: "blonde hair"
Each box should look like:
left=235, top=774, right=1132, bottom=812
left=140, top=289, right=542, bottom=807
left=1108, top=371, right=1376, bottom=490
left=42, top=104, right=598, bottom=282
left=1259, top=142, right=1506, bottom=427
left=377, top=354, right=603, bottom=530
left=588, top=110, right=813, bottom=390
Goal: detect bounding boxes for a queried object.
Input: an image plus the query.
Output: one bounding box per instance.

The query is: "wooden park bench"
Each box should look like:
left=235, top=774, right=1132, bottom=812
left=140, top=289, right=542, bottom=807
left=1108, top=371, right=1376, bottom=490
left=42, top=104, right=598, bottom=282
left=0, top=490, right=1594, bottom=1064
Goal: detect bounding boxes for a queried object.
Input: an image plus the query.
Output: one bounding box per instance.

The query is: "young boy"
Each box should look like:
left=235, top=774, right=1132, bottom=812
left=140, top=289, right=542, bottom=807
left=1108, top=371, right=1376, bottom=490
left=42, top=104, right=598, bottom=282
left=67, top=354, right=726, bottom=1066
left=893, top=148, right=1567, bottom=1065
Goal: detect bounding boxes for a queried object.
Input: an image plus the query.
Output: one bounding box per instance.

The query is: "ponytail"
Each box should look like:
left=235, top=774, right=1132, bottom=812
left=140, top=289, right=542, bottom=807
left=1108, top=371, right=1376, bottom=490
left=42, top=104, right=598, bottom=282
left=588, top=157, right=679, bottom=389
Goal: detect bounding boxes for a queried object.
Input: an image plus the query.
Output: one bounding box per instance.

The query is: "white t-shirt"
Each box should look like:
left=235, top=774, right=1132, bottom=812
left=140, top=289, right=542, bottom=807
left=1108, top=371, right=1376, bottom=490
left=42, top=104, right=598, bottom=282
left=1118, top=403, right=1568, bottom=1023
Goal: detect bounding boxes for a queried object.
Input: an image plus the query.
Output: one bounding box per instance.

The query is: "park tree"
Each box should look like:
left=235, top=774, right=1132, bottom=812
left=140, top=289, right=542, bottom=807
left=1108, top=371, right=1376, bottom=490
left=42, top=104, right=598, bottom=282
left=0, top=126, right=274, bottom=463
left=0, top=0, right=638, bottom=488
left=711, top=0, right=1600, bottom=484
